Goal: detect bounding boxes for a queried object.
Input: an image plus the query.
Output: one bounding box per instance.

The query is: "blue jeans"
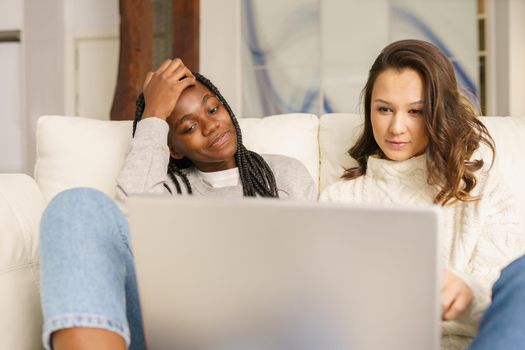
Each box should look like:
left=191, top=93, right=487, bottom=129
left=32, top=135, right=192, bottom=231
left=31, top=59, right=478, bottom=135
left=468, top=254, right=525, bottom=350
left=40, top=188, right=525, bottom=350
left=40, top=188, right=146, bottom=350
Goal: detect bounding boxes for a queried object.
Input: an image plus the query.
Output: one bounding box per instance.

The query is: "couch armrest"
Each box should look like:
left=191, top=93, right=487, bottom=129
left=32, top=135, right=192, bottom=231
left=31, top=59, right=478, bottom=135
left=0, top=174, right=45, bottom=350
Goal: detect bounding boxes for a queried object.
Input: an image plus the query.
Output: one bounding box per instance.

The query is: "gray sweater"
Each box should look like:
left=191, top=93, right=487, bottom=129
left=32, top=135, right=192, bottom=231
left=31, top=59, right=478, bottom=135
left=116, top=118, right=317, bottom=207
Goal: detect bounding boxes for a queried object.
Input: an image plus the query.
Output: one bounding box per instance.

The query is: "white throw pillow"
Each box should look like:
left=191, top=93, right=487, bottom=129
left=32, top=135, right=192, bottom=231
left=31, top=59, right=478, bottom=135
left=319, top=113, right=362, bottom=191
left=34, top=116, right=133, bottom=202
left=238, top=113, right=319, bottom=188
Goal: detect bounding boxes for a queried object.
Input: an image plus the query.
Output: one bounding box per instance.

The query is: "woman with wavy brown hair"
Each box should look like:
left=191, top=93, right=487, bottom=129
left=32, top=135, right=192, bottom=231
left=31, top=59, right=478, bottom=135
left=321, top=39, right=524, bottom=350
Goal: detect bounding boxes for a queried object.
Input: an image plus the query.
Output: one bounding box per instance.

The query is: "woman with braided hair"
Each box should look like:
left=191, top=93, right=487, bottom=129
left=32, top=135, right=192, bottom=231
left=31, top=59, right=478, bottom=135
left=39, top=59, right=315, bottom=350
left=116, top=58, right=315, bottom=201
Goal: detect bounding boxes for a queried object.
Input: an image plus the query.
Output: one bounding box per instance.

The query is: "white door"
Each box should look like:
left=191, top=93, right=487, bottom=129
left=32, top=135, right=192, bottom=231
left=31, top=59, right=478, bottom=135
left=75, top=37, right=119, bottom=120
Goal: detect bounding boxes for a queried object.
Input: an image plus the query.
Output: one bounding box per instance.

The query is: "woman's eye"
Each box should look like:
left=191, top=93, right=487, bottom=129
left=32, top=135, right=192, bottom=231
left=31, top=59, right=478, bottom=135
left=409, top=109, right=423, bottom=115
left=209, top=106, right=218, bottom=114
left=183, top=124, right=196, bottom=134
left=378, top=106, right=391, bottom=113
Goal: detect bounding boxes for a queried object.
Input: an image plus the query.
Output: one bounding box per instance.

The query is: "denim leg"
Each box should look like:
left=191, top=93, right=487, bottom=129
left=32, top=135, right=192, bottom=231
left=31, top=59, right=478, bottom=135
left=468, top=255, right=525, bottom=350
left=40, top=188, right=146, bottom=350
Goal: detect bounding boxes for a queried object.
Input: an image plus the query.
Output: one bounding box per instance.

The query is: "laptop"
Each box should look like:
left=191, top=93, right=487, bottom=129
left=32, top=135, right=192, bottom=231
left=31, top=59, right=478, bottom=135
left=128, top=196, right=441, bottom=350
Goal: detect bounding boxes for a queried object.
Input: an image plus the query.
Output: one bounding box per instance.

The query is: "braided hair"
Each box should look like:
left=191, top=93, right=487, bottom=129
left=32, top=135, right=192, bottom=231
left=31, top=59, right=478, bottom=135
left=132, top=73, right=279, bottom=197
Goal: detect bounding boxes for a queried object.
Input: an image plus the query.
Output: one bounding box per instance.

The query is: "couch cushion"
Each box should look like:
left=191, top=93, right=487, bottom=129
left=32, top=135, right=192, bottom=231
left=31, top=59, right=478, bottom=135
left=34, top=116, right=133, bottom=202
left=238, top=114, right=319, bottom=188
left=318, top=113, right=362, bottom=191
left=0, top=174, right=45, bottom=350
left=35, top=114, right=320, bottom=202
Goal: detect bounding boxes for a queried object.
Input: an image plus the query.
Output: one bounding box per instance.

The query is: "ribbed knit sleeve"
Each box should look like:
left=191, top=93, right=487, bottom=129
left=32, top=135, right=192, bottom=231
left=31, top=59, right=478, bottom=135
left=116, top=118, right=172, bottom=210
left=446, top=167, right=525, bottom=337
left=262, top=154, right=318, bottom=201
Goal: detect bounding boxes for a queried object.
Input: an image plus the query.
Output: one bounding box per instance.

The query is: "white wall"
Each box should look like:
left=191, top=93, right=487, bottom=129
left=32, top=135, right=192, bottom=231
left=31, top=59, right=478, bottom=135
left=508, top=0, right=525, bottom=116
left=487, top=0, right=525, bottom=116
left=0, top=0, right=22, bottom=29
left=200, top=0, right=242, bottom=116
left=64, top=0, right=119, bottom=118
left=0, top=0, right=25, bottom=173
left=24, top=0, right=66, bottom=172
left=0, top=41, right=24, bottom=173
left=24, top=0, right=119, bottom=172
left=75, top=38, right=119, bottom=119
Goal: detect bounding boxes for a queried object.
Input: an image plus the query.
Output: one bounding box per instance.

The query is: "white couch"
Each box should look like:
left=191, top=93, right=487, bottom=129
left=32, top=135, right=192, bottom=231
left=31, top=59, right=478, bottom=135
left=2, top=113, right=525, bottom=350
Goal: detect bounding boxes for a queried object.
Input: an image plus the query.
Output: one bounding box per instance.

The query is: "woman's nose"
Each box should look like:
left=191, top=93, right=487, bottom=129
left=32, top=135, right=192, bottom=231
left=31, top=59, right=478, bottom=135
left=201, top=117, right=220, bottom=136
left=388, top=113, right=407, bottom=135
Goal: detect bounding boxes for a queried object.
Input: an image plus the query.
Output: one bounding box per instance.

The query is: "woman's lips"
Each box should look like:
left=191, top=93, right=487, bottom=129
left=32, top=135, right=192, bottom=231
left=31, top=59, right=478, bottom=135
left=209, top=130, right=231, bottom=149
left=386, top=140, right=409, bottom=150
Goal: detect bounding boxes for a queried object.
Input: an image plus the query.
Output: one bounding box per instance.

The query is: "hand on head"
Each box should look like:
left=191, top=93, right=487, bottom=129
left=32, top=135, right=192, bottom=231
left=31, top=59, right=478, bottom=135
left=142, top=58, right=196, bottom=120
left=441, top=268, right=473, bottom=321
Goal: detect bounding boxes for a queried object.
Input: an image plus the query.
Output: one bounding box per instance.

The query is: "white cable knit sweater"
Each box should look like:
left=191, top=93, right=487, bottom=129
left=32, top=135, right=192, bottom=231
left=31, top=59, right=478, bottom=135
left=320, top=154, right=524, bottom=350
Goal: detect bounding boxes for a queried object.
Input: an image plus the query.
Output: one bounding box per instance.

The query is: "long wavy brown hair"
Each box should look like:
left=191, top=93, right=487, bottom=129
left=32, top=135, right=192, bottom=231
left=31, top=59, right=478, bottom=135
left=343, top=39, right=495, bottom=206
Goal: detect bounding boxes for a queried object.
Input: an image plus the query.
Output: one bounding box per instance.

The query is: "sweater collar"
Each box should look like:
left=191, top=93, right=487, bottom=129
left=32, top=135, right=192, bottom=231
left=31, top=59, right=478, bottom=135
left=367, top=153, right=427, bottom=182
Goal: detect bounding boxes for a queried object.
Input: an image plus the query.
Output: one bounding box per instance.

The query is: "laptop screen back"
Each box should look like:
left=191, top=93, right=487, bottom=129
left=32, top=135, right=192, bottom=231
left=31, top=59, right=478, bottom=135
left=129, top=196, right=440, bottom=350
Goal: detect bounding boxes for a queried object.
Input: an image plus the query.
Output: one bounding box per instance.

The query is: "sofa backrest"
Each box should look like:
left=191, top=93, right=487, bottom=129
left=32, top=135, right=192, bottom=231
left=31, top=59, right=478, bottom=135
left=34, top=113, right=525, bottom=230
left=319, top=113, right=525, bottom=230
left=34, top=114, right=319, bottom=202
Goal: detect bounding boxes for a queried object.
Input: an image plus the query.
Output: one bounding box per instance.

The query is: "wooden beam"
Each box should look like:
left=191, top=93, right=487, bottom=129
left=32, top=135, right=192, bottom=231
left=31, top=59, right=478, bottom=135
left=110, top=0, right=153, bottom=121
left=172, top=0, right=200, bottom=72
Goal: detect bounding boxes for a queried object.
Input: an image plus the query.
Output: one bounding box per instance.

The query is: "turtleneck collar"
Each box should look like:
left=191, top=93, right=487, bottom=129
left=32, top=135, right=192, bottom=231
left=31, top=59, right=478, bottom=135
left=366, top=153, right=428, bottom=182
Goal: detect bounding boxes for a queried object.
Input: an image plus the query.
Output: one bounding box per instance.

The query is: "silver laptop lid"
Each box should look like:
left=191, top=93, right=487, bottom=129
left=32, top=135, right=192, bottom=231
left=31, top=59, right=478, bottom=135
left=129, top=196, right=441, bottom=350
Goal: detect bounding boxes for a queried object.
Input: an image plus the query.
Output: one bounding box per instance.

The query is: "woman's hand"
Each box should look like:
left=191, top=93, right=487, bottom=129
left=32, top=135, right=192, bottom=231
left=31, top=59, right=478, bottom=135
left=142, top=58, right=196, bottom=120
left=441, top=268, right=473, bottom=321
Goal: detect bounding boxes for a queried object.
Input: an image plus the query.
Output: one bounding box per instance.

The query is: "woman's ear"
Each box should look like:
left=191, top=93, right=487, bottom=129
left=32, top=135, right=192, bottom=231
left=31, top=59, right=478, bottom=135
left=169, top=146, right=184, bottom=160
